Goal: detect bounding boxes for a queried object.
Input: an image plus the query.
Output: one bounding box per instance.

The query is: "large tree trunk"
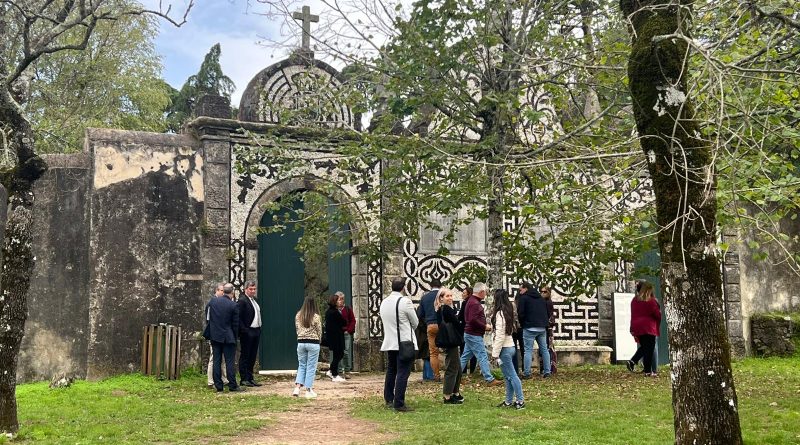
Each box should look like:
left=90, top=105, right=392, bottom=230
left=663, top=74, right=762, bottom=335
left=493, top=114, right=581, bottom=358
left=0, top=86, right=46, bottom=433
left=0, top=200, right=34, bottom=434
left=619, top=1, right=743, bottom=444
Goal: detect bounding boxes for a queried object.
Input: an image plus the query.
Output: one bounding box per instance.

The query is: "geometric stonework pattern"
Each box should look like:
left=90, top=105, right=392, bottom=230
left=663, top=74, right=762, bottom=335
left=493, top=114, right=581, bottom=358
left=368, top=258, right=384, bottom=338
left=403, top=240, right=487, bottom=298
left=402, top=239, right=600, bottom=342
left=552, top=301, right=599, bottom=341
left=229, top=238, right=246, bottom=293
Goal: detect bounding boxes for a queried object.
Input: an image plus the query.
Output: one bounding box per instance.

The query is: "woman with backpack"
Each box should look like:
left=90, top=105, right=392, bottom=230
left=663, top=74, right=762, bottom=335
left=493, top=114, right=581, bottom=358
left=293, top=296, right=322, bottom=398
left=491, top=289, right=525, bottom=410
left=436, top=287, right=464, bottom=404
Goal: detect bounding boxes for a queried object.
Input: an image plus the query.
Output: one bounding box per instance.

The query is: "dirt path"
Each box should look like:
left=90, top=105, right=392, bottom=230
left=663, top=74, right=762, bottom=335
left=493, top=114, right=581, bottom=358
left=225, top=373, right=394, bottom=445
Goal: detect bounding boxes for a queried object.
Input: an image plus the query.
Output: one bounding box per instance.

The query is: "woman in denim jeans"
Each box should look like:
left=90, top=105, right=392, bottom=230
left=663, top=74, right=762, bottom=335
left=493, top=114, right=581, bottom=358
left=491, top=289, right=525, bottom=410
left=293, top=296, right=322, bottom=398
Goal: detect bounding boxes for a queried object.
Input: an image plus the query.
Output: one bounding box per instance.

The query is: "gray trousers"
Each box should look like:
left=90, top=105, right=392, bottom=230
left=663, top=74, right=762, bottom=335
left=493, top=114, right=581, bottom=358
left=442, top=346, right=462, bottom=395
left=339, top=332, right=353, bottom=373
left=207, top=348, right=228, bottom=385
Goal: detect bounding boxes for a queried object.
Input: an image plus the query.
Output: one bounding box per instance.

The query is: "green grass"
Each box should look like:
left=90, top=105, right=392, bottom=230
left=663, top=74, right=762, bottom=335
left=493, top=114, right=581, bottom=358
left=4, top=358, right=799, bottom=444
left=3, top=369, right=297, bottom=445
left=352, top=356, right=800, bottom=445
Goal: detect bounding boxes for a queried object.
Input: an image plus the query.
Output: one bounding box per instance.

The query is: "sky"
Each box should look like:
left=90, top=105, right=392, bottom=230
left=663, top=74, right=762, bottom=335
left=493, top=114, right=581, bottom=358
left=144, top=0, right=325, bottom=106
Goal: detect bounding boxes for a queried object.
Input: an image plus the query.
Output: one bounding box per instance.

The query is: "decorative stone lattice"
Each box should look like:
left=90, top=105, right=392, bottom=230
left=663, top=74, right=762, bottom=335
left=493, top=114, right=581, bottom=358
left=238, top=57, right=358, bottom=130
left=368, top=258, right=384, bottom=338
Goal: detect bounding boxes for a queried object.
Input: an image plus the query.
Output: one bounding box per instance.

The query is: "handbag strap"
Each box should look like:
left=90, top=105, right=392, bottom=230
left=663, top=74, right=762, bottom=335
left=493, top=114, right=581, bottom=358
left=395, top=297, right=403, bottom=346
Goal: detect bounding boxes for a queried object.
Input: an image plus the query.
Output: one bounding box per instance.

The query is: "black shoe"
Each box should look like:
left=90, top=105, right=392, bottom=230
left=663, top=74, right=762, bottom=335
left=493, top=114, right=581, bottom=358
left=496, top=401, right=513, bottom=408
left=513, top=401, right=525, bottom=410
left=626, top=360, right=635, bottom=372
left=229, top=386, right=245, bottom=392
left=453, top=393, right=464, bottom=402
left=247, top=380, right=262, bottom=387
left=394, top=406, right=414, bottom=412
left=444, top=395, right=463, bottom=405
left=385, top=402, right=393, bottom=409
left=520, top=374, right=532, bottom=380
left=240, top=381, right=255, bottom=387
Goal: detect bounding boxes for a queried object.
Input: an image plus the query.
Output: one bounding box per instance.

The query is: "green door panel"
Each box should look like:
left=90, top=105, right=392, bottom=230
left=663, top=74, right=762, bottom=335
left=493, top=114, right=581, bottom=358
left=635, top=248, right=670, bottom=365
left=258, top=200, right=305, bottom=370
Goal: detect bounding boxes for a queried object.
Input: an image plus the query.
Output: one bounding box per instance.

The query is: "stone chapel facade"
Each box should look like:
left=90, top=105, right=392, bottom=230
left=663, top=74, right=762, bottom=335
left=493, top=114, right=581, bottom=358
left=17, top=38, right=796, bottom=383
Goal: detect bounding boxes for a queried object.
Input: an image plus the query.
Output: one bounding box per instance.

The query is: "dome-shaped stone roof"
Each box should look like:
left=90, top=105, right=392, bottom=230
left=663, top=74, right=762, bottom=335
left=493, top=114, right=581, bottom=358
left=238, top=51, right=359, bottom=130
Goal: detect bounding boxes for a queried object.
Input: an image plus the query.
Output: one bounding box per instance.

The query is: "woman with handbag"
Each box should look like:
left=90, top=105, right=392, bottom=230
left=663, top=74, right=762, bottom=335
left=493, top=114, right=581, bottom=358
left=436, top=288, right=464, bottom=405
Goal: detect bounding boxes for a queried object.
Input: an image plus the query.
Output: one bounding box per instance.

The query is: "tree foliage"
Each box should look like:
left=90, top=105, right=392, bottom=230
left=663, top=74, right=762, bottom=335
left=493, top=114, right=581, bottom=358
left=0, top=0, right=192, bottom=435
left=166, top=43, right=235, bottom=132
left=24, top=14, right=172, bottom=153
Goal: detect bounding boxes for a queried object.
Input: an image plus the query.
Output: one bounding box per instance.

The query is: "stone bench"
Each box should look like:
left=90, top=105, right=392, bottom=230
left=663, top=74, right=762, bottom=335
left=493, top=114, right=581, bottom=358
left=529, top=344, right=613, bottom=366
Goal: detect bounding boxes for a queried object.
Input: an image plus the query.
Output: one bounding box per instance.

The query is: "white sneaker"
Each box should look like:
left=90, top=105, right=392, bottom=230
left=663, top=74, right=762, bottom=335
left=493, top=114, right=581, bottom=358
left=331, top=375, right=346, bottom=383
left=292, top=387, right=301, bottom=397
left=305, top=389, right=317, bottom=399
left=325, top=370, right=333, bottom=378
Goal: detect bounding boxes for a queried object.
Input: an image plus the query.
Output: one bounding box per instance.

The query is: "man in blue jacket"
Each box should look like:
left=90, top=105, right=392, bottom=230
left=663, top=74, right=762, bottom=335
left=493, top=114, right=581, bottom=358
left=417, top=278, right=442, bottom=381
left=208, top=288, right=244, bottom=392
left=516, top=282, right=551, bottom=379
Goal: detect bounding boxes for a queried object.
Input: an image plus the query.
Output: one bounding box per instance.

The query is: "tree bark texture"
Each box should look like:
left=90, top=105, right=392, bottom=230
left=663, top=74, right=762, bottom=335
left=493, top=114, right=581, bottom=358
left=619, top=1, right=743, bottom=443
left=0, top=200, right=34, bottom=434
left=0, top=64, right=46, bottom=434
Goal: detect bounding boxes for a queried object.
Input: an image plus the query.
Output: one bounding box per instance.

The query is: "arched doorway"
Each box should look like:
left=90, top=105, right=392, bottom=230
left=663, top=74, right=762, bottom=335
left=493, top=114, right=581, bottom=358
left=257, top=191, right=352, bottom=370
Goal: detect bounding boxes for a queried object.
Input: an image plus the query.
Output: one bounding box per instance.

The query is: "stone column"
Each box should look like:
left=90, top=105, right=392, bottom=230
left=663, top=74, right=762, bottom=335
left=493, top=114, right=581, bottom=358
left=722, top=231, right=746, bottom=357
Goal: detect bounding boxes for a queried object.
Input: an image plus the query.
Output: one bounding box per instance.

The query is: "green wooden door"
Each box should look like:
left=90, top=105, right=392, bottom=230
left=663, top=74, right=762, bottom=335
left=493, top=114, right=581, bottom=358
left=327, top=222, right=352, bottom=307
left=258, top=196, right=353, bottom=370
left=258, top=200, right=305, bottom=370
left=635, top=249, right=670, bottom=365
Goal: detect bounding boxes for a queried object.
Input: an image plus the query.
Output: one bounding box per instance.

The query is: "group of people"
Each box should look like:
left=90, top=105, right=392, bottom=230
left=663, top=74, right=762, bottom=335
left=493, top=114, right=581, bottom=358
left=204, top=281, right=356, bottom=395
left=292, top=291, right=357, bottom=399
left=204, top=281, right=262, bottom=392
left=381, top=277, right=558, bottom=412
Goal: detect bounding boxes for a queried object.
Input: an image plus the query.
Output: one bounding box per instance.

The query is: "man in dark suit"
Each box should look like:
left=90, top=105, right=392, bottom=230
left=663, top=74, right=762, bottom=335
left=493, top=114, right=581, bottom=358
left=237, top=280, right=262, bottom=387
left=208, top=284, right=243, bottom=392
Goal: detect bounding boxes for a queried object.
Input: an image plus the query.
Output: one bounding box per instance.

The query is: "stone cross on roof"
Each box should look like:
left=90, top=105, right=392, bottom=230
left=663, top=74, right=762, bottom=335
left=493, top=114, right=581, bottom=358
left=292, top=5, right=319, bottom=51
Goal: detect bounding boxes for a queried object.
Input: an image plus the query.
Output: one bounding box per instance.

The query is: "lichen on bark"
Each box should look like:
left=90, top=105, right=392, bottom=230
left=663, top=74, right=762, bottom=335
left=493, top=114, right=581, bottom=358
left=620, top=0, right=743, bottom=443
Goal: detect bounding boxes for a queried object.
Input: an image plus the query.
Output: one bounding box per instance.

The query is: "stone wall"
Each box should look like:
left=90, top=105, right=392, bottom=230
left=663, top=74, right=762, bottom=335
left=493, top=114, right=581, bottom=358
left=86, top=129, right=204, bottom=379
left=750, top=314, right=799, bottom=357
left=19, top=154, right=92, bottom=382
left=19, top=130, right=206, bottom=382
left=738, top=213, right=800, bottom=355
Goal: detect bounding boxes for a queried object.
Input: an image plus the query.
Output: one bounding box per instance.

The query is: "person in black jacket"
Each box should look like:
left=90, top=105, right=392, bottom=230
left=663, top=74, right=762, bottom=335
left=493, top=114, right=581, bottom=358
left=237, top=280, right=262, bottom=387
left=324, top=294, right=347, bottom=382
left=208, top=287, right=243, bottom=392
left=437, top=288, right=464, bottom=404
left=516, top=282, right=552, bottom=379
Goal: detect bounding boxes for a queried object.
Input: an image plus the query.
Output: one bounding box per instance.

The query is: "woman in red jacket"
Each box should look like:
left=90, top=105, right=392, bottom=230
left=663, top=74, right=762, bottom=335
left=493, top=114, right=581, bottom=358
left=627, top=281, right=662, bottom=377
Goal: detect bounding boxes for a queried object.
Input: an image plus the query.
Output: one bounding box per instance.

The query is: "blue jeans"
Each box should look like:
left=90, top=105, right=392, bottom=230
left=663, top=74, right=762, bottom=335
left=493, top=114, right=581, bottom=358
left=422, top=359, right=434, bottom=380
left=296, top=342, right=321, bottom=389
left=460, top=333, right=495, bottom=382
left=523, top=328, right=550, bottom=376
left=500, top=346, right=523, bottom=403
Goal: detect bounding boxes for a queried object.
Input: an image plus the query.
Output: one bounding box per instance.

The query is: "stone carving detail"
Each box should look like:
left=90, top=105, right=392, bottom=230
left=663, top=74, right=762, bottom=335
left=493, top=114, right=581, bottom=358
left=615, top=258, right=628, bottom=293
left=403, top=240, right=488, bottom=297
left=229, top=238, right=246, bottom=293
left=238, top=58, right=358, bottom=130
left=552, top=301, right=599, bottom=340
left=368, top=258, right=384, bottom=338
